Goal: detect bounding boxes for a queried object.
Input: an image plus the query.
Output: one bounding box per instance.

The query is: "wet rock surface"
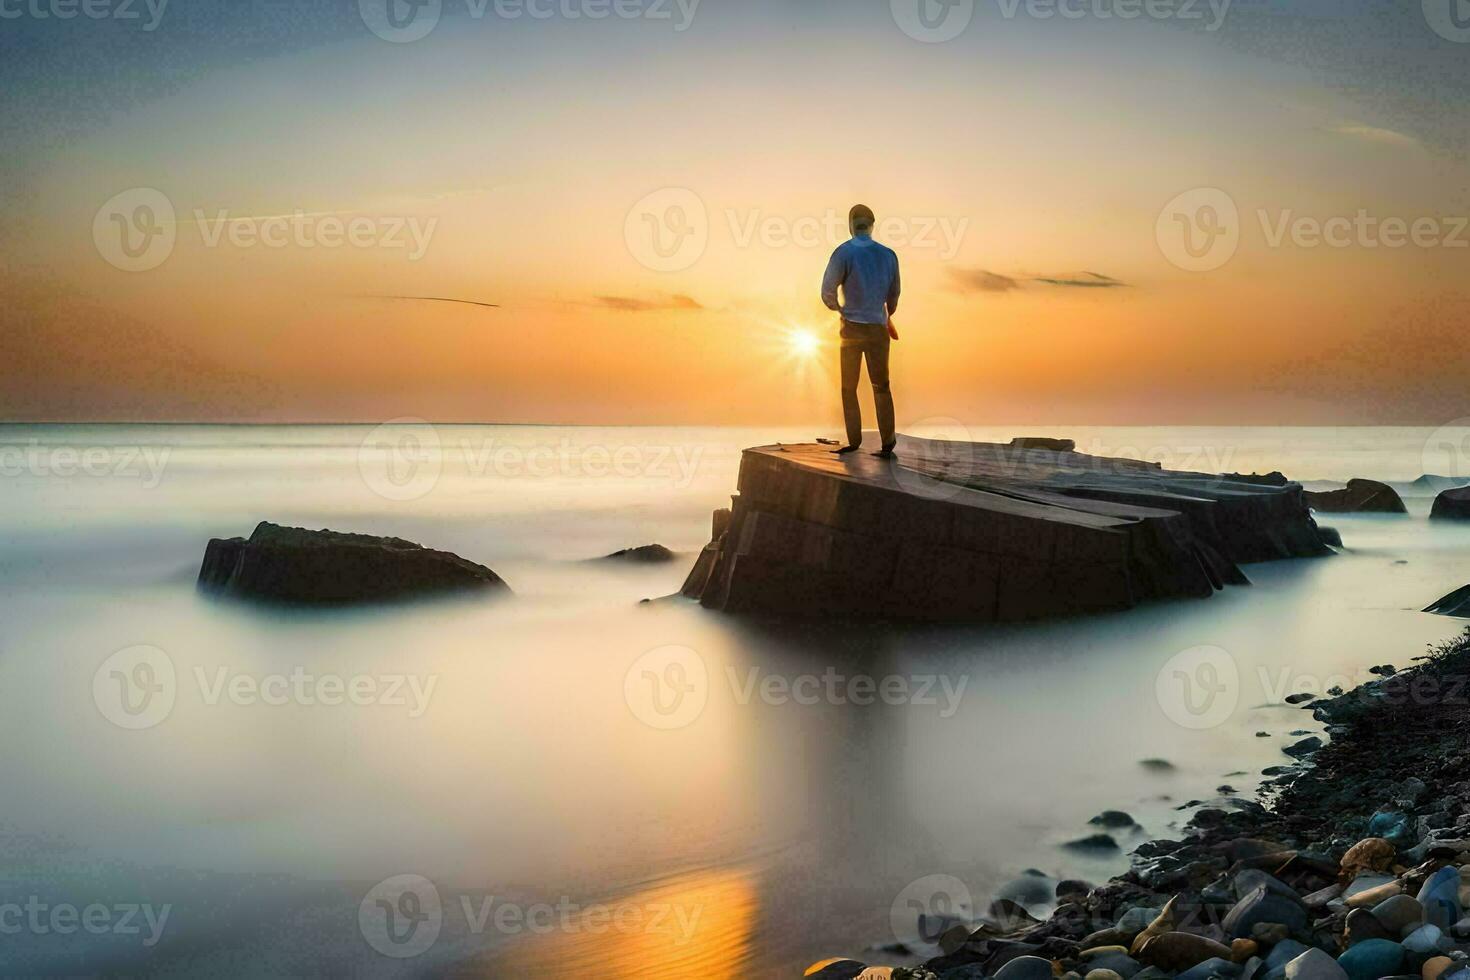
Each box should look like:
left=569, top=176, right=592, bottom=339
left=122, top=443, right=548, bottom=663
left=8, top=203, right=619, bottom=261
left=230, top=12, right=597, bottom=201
left=197, top=522, right=509, bottom=604
left=1431, top=489, right=1470, bottom=521
left=812, top=627, right=1470, bottom=980
left=686, top=438, right=1333, bottom=623
left=1305, top=480, right=1408, bottom=515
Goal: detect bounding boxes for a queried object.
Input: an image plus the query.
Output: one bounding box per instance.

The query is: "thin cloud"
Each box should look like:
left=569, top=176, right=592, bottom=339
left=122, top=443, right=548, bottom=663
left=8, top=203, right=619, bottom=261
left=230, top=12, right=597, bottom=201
left=358, top=294, right=500, bottom=309
left=950, top=268, right=1127, bottom=293
left=948, top=268, right=1020, bottom=293
left=1334, top=124, right=1420, bottom=148
left=1034, top=272, right=1128, bottom=288
left=592, top=294, right=704, bottom=312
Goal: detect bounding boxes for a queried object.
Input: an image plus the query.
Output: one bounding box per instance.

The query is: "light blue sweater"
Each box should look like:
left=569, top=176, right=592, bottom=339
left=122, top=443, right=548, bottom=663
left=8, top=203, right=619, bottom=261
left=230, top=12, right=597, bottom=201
left=820, top=233, right=901, bottom=326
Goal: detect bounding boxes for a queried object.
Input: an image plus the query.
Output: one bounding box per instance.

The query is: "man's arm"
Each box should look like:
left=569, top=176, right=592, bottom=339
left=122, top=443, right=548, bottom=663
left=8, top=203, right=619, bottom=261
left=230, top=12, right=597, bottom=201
left=820, top=248, right=845, bottom=312
left=886, top=253, right=901, bottom=316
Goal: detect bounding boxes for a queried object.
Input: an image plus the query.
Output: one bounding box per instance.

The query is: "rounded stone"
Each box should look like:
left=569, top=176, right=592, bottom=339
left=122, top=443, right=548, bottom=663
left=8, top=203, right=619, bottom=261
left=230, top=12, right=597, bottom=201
left=1285, top=948, right=1350, bottom=980
left=1373, top=896, right=1426, bottom=935
left=1338, top=939, right=1408, bottom=980
left=1086, top=971, right=1126, bottom=980
left=996, top=955, right=1061, bottom=980
left=1349, top=908, right=1396, bottom=944
left=1224, top=886, right=1310, bottom=939
left=1423, top=956, right=1453, bottom=980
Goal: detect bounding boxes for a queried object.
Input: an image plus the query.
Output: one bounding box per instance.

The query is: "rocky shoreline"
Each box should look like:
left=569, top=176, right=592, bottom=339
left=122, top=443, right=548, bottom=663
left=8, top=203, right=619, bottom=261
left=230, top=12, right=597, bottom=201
left=810, top=626, right=1470, bottom=980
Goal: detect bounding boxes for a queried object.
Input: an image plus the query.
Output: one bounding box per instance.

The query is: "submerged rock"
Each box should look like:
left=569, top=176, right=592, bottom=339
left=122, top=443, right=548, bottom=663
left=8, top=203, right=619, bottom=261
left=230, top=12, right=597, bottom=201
left=197, top=522, right=509, bottom=604
left=1430, top=488, right=1470, bottom=521
left=1424, top=585, right=1470, bottom=619
left=1305, top=480, right=1407, bottom=514
left=598, top=544, right=677, bottom=563
left=1065, top=834, right=1121, bottom=852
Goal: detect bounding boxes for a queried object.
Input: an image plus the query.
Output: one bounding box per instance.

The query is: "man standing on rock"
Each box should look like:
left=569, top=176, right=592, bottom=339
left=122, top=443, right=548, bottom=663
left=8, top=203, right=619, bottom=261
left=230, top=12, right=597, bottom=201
left=821, top=203, right=901, bottom=458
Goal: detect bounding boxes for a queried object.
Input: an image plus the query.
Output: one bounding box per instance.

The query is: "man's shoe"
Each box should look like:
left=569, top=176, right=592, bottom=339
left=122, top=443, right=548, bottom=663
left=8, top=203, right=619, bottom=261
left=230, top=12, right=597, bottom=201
left=871, top=446, right=897, bottom=459
left=831, top=445, right=861, bottom=455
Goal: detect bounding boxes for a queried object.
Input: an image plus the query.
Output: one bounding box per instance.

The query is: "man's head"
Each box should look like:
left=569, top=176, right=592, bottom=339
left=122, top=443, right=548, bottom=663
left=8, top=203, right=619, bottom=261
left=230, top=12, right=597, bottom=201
left=849, top=204, right=875, bottom=237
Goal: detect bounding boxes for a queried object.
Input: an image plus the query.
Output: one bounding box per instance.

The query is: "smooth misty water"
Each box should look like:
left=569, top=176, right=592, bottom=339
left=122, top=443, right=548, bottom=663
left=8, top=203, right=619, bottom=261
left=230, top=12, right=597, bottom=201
left=2, top=424, right=1468, bottom=978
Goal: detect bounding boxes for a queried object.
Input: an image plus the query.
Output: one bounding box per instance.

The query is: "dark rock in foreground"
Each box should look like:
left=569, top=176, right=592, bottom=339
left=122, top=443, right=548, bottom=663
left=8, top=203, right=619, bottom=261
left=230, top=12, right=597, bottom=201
left=1431, top=488, right=1470, bottom=521
left=1425, top=585, right=1470, bottom=618
left=598, top=544, right=677, bottom=563
left=1304, top=479, right=1407, bottom=514
left=198, top=522, right=508, bottom=604
left=681, top=436, right=1332, bottom=622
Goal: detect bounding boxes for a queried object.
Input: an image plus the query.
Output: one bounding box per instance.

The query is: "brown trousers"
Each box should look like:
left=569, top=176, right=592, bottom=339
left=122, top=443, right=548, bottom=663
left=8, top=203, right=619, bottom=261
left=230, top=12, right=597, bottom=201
left=839, top=320, right=895, bottom=449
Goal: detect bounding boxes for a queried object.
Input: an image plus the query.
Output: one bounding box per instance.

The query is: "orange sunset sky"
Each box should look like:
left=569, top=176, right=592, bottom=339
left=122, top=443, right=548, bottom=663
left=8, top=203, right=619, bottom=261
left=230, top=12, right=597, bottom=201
left=2, top=0, right=1467, bottom=425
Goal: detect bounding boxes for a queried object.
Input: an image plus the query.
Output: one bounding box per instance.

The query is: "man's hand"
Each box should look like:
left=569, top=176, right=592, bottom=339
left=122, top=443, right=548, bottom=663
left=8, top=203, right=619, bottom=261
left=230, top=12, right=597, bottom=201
left=887, top=318, right=900, bottom=341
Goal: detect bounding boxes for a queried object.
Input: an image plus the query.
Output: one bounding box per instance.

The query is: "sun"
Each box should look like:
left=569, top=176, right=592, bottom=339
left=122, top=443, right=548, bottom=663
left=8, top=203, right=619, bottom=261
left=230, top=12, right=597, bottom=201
left=789, top=329, right=821, bottom=358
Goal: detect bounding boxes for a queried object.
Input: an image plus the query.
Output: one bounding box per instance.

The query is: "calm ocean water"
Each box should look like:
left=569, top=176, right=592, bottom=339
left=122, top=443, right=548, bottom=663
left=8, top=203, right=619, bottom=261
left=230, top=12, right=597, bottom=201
left=2, top=423, right=1469, bottom=977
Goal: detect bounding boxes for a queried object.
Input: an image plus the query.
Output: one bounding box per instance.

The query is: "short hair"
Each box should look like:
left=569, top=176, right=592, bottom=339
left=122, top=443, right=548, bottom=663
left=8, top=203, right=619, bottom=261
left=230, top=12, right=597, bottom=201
left=849, top=204, right=875, bottom=232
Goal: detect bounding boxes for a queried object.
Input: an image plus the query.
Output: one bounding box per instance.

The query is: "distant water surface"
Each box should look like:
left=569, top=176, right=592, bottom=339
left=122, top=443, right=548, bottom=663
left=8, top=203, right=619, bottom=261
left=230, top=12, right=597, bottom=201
left=0, top=424, right=1467, bottom=977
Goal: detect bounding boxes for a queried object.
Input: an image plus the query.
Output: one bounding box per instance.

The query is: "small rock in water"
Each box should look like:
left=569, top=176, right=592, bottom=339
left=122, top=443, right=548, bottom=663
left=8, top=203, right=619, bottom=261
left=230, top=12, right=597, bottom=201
left=1065, top=833, right=1121, bottom=852
left=1284, top=693, right=1315, bottom=705
left=1219, top=785, right=1239, bottom=794
left=1283, top=736, right=1324, bottom=758
left=1336, top=938, right=1406, bottom=980
left=1057, top=879, right=1095, bottom=900
left=1257, top=731, right=1272, bottom=737
left=1139, top=758, right=1176, bottom=771
left=1090, top=810, right=1139, bottom=828
left=599, top=543, right=677, bottom=563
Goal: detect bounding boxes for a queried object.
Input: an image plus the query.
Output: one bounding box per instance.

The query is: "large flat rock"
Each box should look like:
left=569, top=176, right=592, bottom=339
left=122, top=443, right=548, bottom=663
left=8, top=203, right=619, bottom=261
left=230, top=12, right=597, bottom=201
left=681, top=436, right=1332, bottom=622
